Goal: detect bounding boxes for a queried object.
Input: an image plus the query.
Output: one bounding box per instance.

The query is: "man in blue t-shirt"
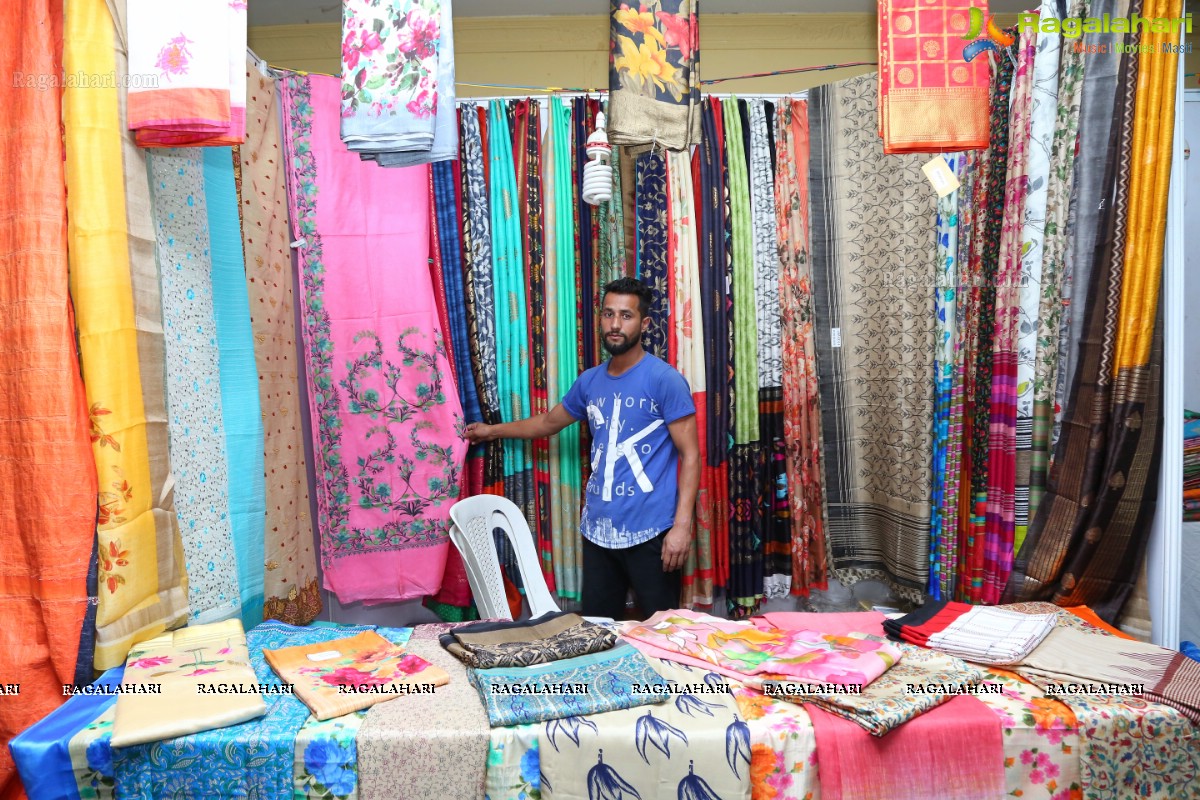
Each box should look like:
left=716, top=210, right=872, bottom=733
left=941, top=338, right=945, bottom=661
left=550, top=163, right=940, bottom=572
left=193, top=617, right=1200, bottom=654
left=464, top=278, right=700, bottom=619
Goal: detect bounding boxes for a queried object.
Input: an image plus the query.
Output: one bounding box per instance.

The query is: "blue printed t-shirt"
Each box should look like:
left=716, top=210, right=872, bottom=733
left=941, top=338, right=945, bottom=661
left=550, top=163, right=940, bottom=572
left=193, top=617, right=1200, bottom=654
left=561, top=354, right=695, bottom=549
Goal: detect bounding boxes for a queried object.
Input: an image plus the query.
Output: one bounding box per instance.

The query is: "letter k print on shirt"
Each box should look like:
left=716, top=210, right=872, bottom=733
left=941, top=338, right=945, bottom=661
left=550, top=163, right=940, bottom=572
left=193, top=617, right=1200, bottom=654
left=587, top=393, right=664, bottom=501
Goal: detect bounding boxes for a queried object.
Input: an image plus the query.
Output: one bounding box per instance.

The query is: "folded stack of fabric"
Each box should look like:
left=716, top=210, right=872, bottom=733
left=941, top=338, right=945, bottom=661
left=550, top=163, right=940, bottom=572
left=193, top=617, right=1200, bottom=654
left=1015, top=626, right=1200, bottom=723
left=1185, top=411, right=1199, bottom=520
left=339, top=0, right=458, bottom=166
left=439, top=611, right=618, bottom=668
left=263, top=630, right=449, bottom=721
left=884, top=599, right=1058, bottom=665
left=443, top=613, right=667, bottom=727
left=622, top=609, right=903, bottom=686
left=127, top=0, right=247, bottom=146
left=110, top=619, right=266, bottom=747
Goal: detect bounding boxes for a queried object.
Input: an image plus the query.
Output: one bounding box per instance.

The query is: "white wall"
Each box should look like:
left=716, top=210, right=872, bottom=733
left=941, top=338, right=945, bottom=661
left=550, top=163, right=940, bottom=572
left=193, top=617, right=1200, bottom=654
left=1180, top=93, right=1200, bottom=647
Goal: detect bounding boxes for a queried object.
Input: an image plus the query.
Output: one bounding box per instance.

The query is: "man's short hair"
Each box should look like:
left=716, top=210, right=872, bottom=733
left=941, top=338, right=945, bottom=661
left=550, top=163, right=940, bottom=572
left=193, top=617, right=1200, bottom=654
left=602, top=277, right=654, bottom=318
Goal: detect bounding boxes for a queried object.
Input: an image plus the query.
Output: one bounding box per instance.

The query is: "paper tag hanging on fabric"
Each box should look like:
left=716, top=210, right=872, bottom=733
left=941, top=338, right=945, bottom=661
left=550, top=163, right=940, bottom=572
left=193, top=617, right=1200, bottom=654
left=831, top=328, right=842, bottom=348
left=921, top=155, right=960, bottom=198
left=305, top=650, right=343, bottom=662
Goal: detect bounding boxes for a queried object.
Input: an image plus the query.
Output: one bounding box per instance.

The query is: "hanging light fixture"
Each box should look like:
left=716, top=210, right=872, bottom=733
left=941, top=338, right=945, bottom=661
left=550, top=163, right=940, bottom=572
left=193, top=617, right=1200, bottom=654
left=582, top=111, right=612, bottom=206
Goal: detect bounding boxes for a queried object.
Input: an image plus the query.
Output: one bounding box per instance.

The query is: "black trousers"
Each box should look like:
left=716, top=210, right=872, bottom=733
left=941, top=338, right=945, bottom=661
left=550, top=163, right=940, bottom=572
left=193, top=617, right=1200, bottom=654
left=580, top=530, right=681, bottom=620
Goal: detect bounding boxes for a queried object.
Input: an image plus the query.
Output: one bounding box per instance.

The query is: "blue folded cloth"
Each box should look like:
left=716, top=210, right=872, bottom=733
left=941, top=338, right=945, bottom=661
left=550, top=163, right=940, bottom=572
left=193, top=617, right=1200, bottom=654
left=1181, top=641, right=1200, bottom=664
left=468, top=642, right=668, bottom=727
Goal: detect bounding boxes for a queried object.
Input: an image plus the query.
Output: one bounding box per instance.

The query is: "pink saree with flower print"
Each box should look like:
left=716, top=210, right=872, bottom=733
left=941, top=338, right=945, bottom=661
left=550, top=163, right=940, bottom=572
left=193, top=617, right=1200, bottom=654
left=126, top=0, right=246, bottom=145
left=282, top=73, right=466, bottom=604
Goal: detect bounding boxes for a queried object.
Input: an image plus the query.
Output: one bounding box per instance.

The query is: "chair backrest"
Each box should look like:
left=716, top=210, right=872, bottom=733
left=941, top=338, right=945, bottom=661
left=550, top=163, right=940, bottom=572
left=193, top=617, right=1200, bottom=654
left=448, top=495, right=562, bottom=620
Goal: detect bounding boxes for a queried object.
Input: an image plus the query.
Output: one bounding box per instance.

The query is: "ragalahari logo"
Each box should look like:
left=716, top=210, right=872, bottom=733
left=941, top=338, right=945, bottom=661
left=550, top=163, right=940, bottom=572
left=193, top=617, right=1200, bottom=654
left=961, top=7, right=1016, bottom=62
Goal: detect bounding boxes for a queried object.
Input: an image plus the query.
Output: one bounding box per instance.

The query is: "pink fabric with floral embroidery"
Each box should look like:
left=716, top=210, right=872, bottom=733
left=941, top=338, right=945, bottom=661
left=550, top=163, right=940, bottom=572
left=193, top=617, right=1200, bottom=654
left=623, top=609, right=902, bottom=686
left=126, top=0, right=247, bottom=145
left=263, top=630, right=449, bottom=720
left=110, top=619, right=265, bottom=747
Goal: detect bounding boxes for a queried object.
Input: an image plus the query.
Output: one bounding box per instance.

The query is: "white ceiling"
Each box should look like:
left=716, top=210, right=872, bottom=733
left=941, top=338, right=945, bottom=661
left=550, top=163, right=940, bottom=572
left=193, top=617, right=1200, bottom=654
left=249, top=0, right=1036, bottom=27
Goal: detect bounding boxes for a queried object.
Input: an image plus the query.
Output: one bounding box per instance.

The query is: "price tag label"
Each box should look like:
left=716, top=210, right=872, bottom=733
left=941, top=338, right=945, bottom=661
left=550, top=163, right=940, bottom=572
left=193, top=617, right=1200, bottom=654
left=831, top=328, right=842, bottom=348
left=922, top=155, right=961, bottom=198
left=306, top=650, right=343, bottom=662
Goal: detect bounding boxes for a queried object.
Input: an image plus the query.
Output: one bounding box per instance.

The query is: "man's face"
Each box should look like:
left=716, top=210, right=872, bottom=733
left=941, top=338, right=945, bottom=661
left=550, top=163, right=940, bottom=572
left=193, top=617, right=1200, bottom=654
left=600, top=292, right=649, bottom=356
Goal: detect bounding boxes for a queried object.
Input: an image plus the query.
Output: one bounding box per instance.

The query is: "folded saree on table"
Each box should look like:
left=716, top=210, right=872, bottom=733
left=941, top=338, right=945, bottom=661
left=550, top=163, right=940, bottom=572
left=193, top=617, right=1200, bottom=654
left=340, top=0, right=458, bottom=165
left=468, top=643, right=668, bottom=727
left=110, top=619, right=265, bottom=747
left=439, top=611, right=617, bottom=668
left=883, top=600, right=1058, bottom=665
left=1016, top=626, right=1200, bottom=722
left=763, top=645, right=986, bottom=736
left=126, top=0, right=246, bottom=146
left=264, top=630, right=449, bottom=721
left=623, top=609, right=903, bottom=686
left=877, top=0, right=991, bottom=153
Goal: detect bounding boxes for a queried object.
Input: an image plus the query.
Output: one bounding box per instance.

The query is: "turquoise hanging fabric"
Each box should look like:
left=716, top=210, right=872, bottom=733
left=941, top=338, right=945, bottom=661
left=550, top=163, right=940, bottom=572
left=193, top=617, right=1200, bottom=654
left=549, top=96, right=582, bottom=600
left=487, top=100, right=534, bottom=526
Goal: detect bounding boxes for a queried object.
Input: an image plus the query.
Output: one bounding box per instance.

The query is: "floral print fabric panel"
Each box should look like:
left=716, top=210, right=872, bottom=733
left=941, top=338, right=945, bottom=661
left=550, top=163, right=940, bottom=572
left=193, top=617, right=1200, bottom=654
left=623, top=610, right=902, bottom=686
left=340, top=0, right=459, bottom=164
left=146, top=147, right=241, bottom=624
left=264, top=629, right=448, bottom=721
left=109, top=619, right=265, bottom=748
left=607, top=0, right=701, bottom=149
left=469, top=643, right=671, bottom=727
left=239, top=62, right=322, bottom=626
left=282, top=74, right=466, bottom=604
left=975, top=668, right=1082, bottom=800
left=292, top=626, right=412, bottom=800
left=732, top=687, right=821, bottom=800
left=112, top=620, right=380, bottom=800
left=485, top=724, right=542, bottom=800
left=539, top=658, right=751, bottom=800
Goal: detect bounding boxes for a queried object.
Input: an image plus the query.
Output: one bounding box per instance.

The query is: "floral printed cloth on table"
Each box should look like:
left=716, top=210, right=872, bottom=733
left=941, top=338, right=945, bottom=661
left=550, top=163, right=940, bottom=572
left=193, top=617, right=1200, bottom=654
left=762, top=644, right=986, bottom=736
left=485, top=724, right=542, bottom=800
left=126, top=0, right=246, bottom=145
left=111, top=621, right=391, bottom=799
left=468, top=643, right=669, bottom=727
left=439, top=611, right=617, bottom=669
left=292, top=626, right=412, bottom=800
left=110, top=619, right=265, bottom=747
left=538, top=657, right=751, bottom=800
left=340, top=0, right=458, bottom=165
left=731, top=686, right=821, bottom=800
left=622, top=609, right=903, bottom=686
left=264, top=630, right=448, bottom=721
left=883, top=599, right=1058, bottom=665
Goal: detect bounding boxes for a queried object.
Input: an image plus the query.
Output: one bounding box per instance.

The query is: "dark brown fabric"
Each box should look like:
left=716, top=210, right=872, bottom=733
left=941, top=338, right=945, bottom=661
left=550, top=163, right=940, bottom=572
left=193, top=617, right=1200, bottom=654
left=438, top=612, right=617, bottom=669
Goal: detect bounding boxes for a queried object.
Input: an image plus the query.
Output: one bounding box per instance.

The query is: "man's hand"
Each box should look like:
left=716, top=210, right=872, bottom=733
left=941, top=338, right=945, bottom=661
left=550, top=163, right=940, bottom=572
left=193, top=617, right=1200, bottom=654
left=661, top=523, right=691, bottom=572
left=464, top=422, right=494, bottom=444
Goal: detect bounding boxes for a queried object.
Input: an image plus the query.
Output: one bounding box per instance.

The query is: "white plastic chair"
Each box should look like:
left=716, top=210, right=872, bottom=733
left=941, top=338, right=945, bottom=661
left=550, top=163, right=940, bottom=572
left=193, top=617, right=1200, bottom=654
left=448, top=495, right=561, bottom=621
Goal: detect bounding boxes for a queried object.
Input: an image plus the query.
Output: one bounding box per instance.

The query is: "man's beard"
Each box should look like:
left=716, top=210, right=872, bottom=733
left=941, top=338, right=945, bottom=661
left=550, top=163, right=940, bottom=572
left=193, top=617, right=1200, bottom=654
left=602, top=328, right=641, bottom=356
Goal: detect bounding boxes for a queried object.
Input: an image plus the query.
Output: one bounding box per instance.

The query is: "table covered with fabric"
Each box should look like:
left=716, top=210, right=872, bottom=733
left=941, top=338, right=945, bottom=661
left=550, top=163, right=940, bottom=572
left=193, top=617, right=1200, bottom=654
left=10, top=615, right=1199, bottom=800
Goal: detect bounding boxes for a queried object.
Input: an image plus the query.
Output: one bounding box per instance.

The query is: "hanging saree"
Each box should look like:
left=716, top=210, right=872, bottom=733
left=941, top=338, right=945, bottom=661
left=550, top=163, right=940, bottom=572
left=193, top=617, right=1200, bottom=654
left=928, top=154, right=963, bottom=600
left=982, top=29, right=1035, bottom=604
left=723, top=98, right=759, bottom=445
left=748, top=99, right=789, bottom=597
left=0, top=3, right=98, bottom=792
left=237, top=63, right=322, bottom=626
left=1015, top=1, right=1063, bottom=557
left=488, top=100, right=534, bottom=532
left=666, top=149, right=712, bottom=607
left=282, top=74, right=465, bottom=604
left=146, top=148, right=241, bottom=624
left=774, top=100, right=828, bottom=598
left=126, top=0, right=246, bottom=146
left=635, top=150, right=670, bottom=360
left=961, top=44, right=1016, bottom=602
left=63, top=0, right=190, bottom=674
left=433, top=161, right=480, bottom=424
left=574, top=97, right=599, bottom=370
left=809, top=73, right=937, bottom=604
left=607, top=0, right=701, bottom=151
left=1006, top=0, right=1176, bottom=620
left=876, top=0, right=991, bottom=153
left=205, top=147, right=267, bottom=627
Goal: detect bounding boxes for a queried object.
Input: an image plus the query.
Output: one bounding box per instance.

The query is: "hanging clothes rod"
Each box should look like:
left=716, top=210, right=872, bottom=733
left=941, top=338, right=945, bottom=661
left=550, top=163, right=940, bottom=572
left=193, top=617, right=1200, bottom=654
left=456, top=91, right=809, bottom=103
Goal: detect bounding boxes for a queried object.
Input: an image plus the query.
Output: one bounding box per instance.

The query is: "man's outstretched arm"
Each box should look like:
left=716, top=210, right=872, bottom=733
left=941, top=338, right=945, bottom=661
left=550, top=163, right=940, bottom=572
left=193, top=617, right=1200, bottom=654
left=464, top=403, right=577, bottom=444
